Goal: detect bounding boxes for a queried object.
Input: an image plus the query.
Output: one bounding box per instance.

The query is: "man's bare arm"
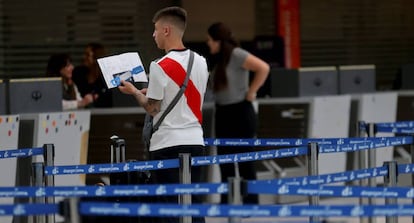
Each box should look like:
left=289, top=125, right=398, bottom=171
left=131, top=89, right=161, bottom=116
left=144, top=98, right=161, bottom=116
left=118, top=80, right=161, bottom=116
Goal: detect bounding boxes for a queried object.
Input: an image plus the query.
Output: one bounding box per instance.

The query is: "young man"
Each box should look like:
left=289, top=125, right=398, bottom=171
left=118, top=6, right=209, bottom=223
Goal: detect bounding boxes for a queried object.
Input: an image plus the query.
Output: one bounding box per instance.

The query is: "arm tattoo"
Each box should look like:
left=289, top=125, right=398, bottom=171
left=146, top=98, right=160, bottom=116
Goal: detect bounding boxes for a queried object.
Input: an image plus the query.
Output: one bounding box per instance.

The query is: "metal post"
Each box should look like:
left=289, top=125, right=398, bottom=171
left=357, top=122, right=370, bottom=223
left=410, top=138, right=414, bottom=223
left=367, top=123, right=377, bottom=188
left=32, top=162, right=46, bottom=223
left=32, top=162, right=44, bottom=187
left=179, top=153, right=192, bottom=223
left=367, top=123, right=377, bottom=223
left=110, top=135, right=126, bottom=163
left=353, top=121, right=366, bottom=171
left=358, top=122, right=368, bottom=183
left=307, top=142, right=319, bottom=223
left=228, top=177, right=242, bottom=223
left=43, top=144, right=55, bottom=223
left=383, top=161, right=398, bottom=223
left=119, top=138, right=126, bottom=162
left=60, top=198, right=81, bottom=223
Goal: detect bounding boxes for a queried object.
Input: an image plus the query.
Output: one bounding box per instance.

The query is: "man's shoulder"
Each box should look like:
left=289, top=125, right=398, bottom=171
left=155, top=52, right=183, bottom=70
left=154, top=50, right=207, bottom=71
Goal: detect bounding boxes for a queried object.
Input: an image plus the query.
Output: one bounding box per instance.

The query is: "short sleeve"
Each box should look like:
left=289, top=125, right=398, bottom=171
left=146, top=61, right=168, bottom=100
left=231, top=47, right=250, bottom=67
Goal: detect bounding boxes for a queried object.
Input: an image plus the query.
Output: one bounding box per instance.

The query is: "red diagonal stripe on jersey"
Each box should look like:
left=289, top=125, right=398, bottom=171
left=158, top=57, right=202, bottom=124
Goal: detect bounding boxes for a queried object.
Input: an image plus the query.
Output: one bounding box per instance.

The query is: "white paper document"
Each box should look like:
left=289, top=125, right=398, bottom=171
left=97, top=52, right=148, bottom=89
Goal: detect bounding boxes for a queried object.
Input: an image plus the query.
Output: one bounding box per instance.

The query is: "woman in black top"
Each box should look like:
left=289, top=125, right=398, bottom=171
left=72, top=42, right=113, bottom=107
left=46, top=53, right=96, bottom=110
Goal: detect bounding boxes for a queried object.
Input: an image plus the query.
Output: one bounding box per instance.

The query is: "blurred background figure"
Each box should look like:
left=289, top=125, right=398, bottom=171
left=206, top=22, right=270, bottom=204
left=73, top=42, right=113, bottom=107
left=46, top=53, right=97, bottom=110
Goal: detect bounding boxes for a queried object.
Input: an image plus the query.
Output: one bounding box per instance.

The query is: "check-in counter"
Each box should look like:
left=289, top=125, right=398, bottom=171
left=18, top=111, right=91, bottom=186
left=256, top=95, right=351, bottom=204
left=394, top=90, right=414, bottom=186
left=0, top=115, right=19, bottom=223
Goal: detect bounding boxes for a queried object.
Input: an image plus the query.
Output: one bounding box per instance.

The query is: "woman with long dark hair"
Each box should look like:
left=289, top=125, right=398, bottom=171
left=206, top=22, right=270, bottom=204
left=46, top=53, right=96, bottom=110
left=72, top=42, right=112, bottom=107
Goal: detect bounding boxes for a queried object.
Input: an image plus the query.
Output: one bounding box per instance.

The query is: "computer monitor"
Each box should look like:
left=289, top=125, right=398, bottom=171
left=7, top=77, right=62, bottom=114
left=0, top=80, right=6, bottom=115
left=338, top=65, right=376, bottom=94
left=298, top=67, right=338, bottom=96
left=271, top=66, right=338, bottom=97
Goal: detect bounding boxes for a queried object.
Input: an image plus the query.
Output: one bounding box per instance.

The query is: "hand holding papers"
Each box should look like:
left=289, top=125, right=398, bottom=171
left=97, top=52, right=148, bottom=89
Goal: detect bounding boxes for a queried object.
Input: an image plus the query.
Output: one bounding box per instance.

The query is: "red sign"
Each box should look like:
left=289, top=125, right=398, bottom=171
left=276, top=0, right=301, bottom=68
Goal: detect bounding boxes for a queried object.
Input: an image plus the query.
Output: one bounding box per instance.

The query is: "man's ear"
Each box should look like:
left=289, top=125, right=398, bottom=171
left=163, top=25, right=170, bottom=36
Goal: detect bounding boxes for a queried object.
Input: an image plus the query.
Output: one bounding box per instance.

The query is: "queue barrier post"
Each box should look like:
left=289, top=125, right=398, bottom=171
left=32, top=162, right=46, bottom=223
left=358, top=121, right=369, bottom=186
left=31, top=162, right=44, bottom=187
left=383, top=161, right=398, bottom=223
left=356, top=121, right=371, bottom=223
left=410, top=135, right=414, bottom=188
left=367, top=123, right=378, bottom=223
left=308, top=142, right=320, bottom=223
left=43, top=143, right=55, bottom=223
left=179, top=153, right=192, bottom=223
left=228, top=176, right=243, bottom=223
left=348, top=121, right=367, bottom=174
left=410, top=135, right=414, bottom=223
left=367, top=123, right=377, bottom=188
left=357, top=121, right=368, bottom=180
left=60, top=198, right=81, bottom=223
left=43, top=144, right=55, bottom=187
